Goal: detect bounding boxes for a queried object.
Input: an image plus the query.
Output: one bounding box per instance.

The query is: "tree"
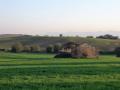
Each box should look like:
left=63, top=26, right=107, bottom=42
left=86, top=36, right=94, bottom=38
left=55, top=43, right=98, bottom=58
left=31, top=45, right=41, bottom=53
left=46, top=45, right=54, bottom=53
left=59, top=34, right=63, bottom=37
left=64, top=42, right=76, bottom=49
left=24, top=45, right=31, bottom=52
left=11, top=42, right=24, bottom=53
left=54, top=43, right=62, bottom=53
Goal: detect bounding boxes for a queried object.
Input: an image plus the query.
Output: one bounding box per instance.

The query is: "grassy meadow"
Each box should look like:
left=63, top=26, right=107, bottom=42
left=0, top=52, right=120, bottom=90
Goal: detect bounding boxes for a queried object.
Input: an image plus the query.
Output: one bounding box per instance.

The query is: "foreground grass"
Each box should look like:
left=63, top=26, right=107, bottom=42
left=0, top=52, right=120, bottom=90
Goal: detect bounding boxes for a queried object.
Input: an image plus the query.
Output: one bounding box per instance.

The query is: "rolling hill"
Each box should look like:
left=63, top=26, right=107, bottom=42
left=0, top=34, right=120, bottom=51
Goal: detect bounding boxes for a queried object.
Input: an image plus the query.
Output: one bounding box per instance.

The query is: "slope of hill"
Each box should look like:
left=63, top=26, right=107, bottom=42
left=0, top=34, right=24, bottom=38
left=0, top=34, right=120, bottom=51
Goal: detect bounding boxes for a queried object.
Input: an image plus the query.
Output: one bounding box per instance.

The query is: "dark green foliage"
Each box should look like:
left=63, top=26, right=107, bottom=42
left=55, top=52, right=72, bottom=58
left=96, top=34, right=119, bottom=39
left=115, top=47, right=120, bottom=57
left=99, top=51, right=116, bottom=55
left=31, top=45, right=41, bottom=53
left=86, top=36, right=94, bottom=38
left=0, top=48, right=6, bottom=52
left=64, top=42, right=76, bottom=49
left=59, top=34, right=63, bottom=37
left=11, top=42, right=24, bottom=53
left=46, top=45, right=54, bottom=53
left=53, top=43, right=62, bottom=53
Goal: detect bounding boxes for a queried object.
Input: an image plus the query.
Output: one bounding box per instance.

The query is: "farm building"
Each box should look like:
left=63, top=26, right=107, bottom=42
left=55, top=42, right=99, bottom=58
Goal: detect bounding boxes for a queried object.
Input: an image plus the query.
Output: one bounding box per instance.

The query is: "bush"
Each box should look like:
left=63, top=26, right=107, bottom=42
left=0, top=49, right=6, bottom=52
left=55, top=52, right=72, bottom=58
left=86, top=36, right=94, bottom=38
left=54, top=43, right=62, bottom=53
left=59, top=34, right=63, bottom=37
left=46, top=45, right=54, bottom=53
left=11, top=42, right=24, bottom=53
left=115, top=47, right=120, bottom=57
left=31, top=45, right=41, bottom=53
left=23, top=45, right=31, bottom=52
left=99, top=51, right=115, bottom=55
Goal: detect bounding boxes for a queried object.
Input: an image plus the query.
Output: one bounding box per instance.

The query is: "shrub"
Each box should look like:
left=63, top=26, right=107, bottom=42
left=55, top=52, right=72, bottom=58
left=11, top=42, right=24, bottom=53
left=46, top=45, right=54, bottom=53
left=54, top=43, right=62, bottom=53
left=99, top=51, right=115, bottom=55
left=55, top=43, right=98, bottom=58
left=31, top=45, right=41, bottom=53
left=59, top=34, right=63, bottom=37
left=24, top=45, right=31, bottom=52
left=115, top=47, right=120, bottom=57
left=86, top=36, right=94, bottom=38
left=0, top=48, right=6, bottom=52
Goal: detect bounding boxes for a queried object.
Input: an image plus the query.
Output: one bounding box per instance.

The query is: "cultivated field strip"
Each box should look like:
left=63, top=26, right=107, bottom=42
left=0, top=53, right=120, bottom=90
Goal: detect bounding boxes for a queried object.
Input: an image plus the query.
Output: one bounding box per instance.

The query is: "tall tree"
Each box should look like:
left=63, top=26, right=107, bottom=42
left=11, top=42, right=24, bottom=53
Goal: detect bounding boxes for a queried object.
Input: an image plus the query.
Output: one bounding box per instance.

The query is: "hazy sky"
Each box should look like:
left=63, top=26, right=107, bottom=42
left=0, top=0, right=120, bottom=35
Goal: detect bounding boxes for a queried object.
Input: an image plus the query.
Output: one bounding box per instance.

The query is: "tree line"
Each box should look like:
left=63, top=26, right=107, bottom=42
left=87, top=34, right=119, bottom=40
left=11, top=42, right=62, bottom=53
left=10, top=42, right=120, bottom=57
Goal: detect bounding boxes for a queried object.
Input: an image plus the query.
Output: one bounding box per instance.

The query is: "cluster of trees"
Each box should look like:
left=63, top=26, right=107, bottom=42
left=11, top=42, right=63, bottom=53
left=86, top=34, right=119, bottom=40
left=86, top=36, right=94, bottom=38
left=55, top=43, right=98, bottom=58
left=7, top=41, right=120, bottom=58
left=96, top=34, right=119, bottom=39
left=11, top=42, right=41, bottom=53
left=46, top=43, right=62, bottom=53
left=99, top=47, right=120, bottom=57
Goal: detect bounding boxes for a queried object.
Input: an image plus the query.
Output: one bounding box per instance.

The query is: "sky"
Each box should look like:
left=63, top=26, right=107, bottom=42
left=0, top=0, right=120, bottom=36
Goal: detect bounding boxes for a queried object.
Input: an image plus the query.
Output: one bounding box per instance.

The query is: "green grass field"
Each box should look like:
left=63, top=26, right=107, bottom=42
left=0, top=52, right=120, bottom=90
